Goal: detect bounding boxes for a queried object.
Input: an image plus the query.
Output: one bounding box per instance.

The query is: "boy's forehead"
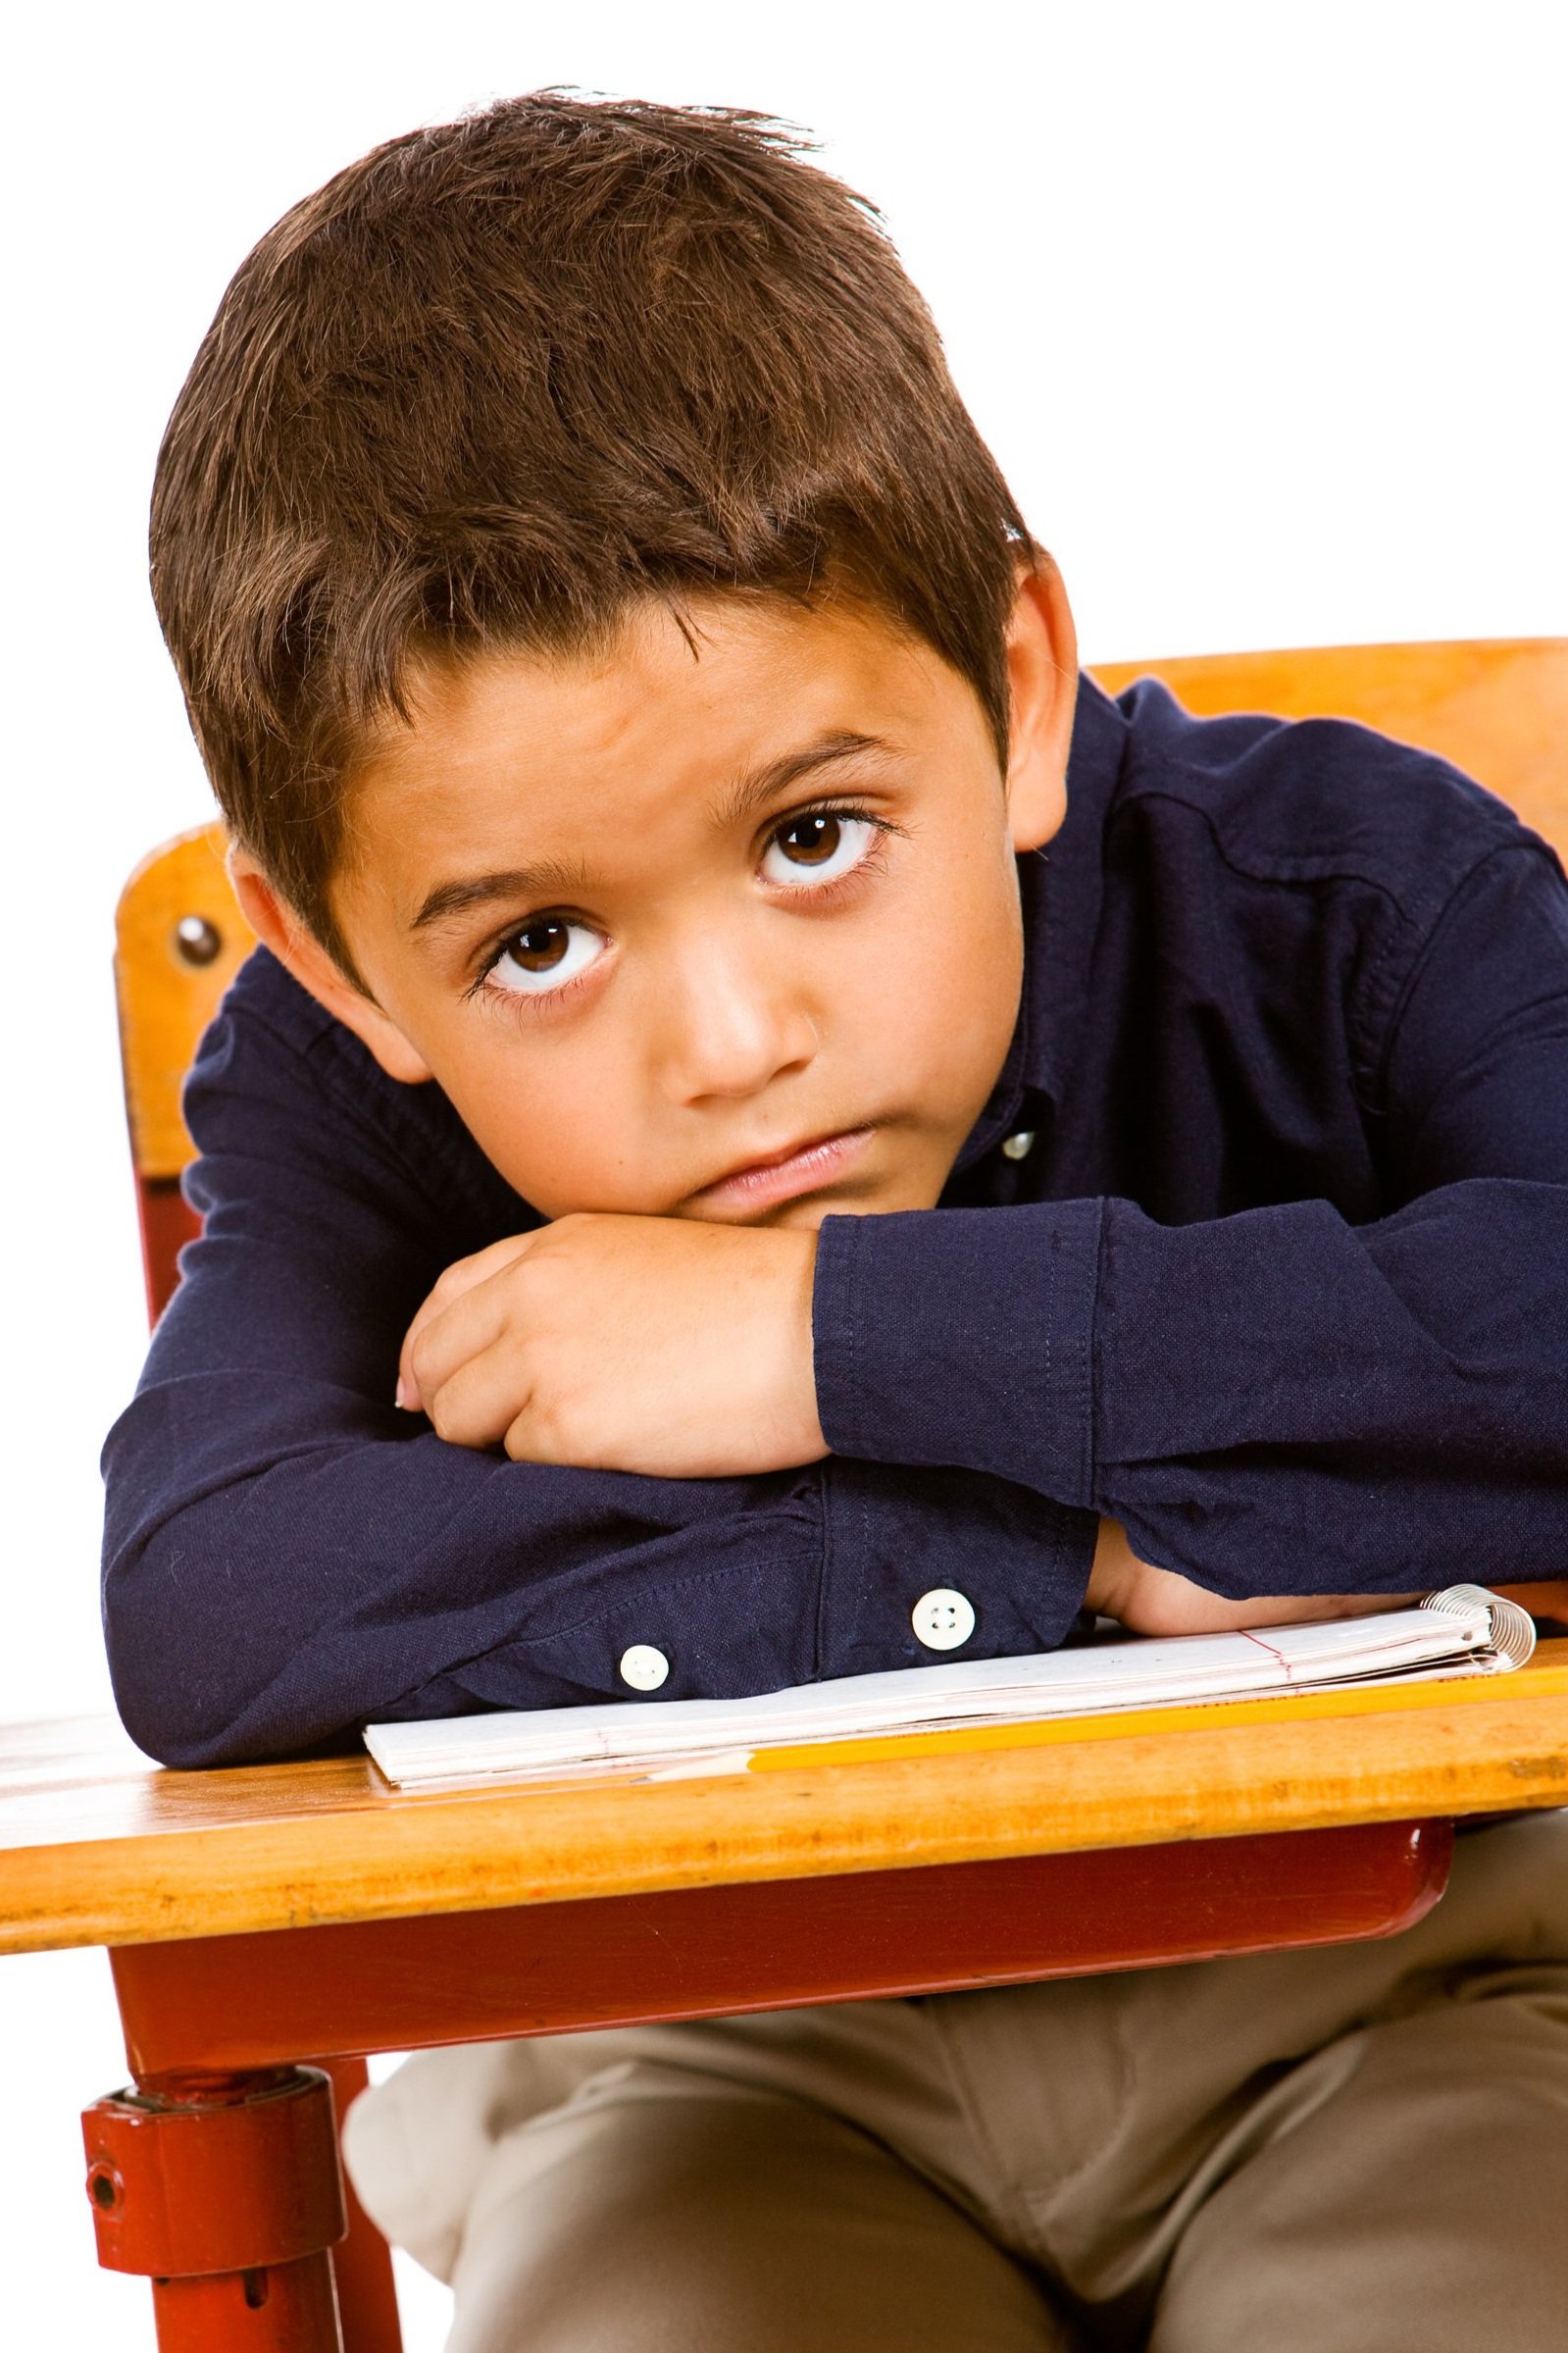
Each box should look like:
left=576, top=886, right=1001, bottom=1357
left=344, top=594, right=964, bottom=892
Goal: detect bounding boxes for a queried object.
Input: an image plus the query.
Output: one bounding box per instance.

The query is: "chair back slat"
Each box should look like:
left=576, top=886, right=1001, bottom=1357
left=115, top=824, right=253, bottom=1185
left=115, top=825, right=252, bottom=1317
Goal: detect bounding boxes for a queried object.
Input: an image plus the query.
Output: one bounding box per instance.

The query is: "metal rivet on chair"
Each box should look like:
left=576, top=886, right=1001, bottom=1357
left=173, top=914, right=223, bottom=967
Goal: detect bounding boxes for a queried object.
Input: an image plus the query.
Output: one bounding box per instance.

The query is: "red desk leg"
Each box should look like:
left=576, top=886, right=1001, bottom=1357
left=83, top=2067, right=346, bottom=2352
left=314, top=2057, right=404, bottom=2353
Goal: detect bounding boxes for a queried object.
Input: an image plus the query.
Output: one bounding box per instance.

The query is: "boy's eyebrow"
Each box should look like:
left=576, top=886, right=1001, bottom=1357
left=410, top=857, right=592, bottom=933
left=707, top=731, right=894, bottom=831
left=409, top=733, right=893, bottom=932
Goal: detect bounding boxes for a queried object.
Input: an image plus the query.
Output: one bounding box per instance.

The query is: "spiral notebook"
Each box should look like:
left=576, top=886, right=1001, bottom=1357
left=364, top=1584, right=1536, bottom=1792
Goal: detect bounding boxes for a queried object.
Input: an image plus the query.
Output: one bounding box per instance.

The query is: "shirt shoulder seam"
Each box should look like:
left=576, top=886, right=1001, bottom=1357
left=1365, top=838, right=1564, bottom=1110
left=1113, top=749, right=1515, bottom=925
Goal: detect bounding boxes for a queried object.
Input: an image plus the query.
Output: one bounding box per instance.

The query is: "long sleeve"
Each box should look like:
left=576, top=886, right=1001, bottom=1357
left=104, top=684, right=1568, bottom=1766
left=813, top=842, right=1568, bottom=1591
left=102, top=966, right=1093, bottom=1767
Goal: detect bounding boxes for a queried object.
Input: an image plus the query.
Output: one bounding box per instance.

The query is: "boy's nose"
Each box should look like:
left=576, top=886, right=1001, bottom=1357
left=650, top=931, right=818, bottom=1105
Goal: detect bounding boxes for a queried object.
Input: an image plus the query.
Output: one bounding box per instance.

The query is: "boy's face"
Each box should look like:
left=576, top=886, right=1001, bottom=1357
left=240, top=575, right=1077, bottom=1229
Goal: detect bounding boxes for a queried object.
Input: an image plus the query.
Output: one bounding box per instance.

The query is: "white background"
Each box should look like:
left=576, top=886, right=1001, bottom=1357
left=2, top=0, right=1563, bottom=2335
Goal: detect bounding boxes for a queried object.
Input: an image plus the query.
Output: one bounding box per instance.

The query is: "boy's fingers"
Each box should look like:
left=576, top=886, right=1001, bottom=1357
left=403, top=1275, right=524, bottom=1412
left=412, top=1233, right=540, bottom=1329
left=422, top=1345, right=535, bottom=1452
left=398, top=1233, right=541, bottom=1405
left=504, top=1406, right=563, bottom=1465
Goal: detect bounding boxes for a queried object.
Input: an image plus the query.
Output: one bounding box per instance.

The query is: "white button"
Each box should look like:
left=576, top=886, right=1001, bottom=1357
left=911, top=1588, right=976, bottom=1652
left=619, top=1644, right=670, bottom=1692
left=1001, top=1130, right=1037, bottom=1162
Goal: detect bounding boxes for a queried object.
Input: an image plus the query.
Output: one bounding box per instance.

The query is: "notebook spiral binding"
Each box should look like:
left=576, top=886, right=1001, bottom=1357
left=1422, top=1584, right=1537, bottom=1669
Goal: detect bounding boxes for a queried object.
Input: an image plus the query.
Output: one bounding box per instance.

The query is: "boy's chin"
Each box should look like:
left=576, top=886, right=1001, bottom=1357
left=658, top=1194, right=850, bottom=1232
left=685, top=1176, right=946, bottom=1231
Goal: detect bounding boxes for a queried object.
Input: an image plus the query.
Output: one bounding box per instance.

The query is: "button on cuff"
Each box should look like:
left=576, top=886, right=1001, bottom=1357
left=619, top=1643, right=670, bottom=1692
left=817, top=1456, right=1098, bottom=1683
left=911, top=1587, right=976, bottom=1652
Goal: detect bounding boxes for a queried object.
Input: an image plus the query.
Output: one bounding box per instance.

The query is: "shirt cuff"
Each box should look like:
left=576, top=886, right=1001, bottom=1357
left=817, top=1458, right=1097, bottom=1679
left=812, top=1204, right=1103, bottom=1509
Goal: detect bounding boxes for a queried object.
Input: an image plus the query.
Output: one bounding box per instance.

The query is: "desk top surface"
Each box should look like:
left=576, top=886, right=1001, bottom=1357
left=2, top=1645, right=1565, bottom=1956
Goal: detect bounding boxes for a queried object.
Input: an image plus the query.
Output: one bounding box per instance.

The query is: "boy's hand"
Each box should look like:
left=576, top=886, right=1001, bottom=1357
left=1087, top=1519, right=1421, bottom=1634
left=398, top=1214, right=827, bottom=1477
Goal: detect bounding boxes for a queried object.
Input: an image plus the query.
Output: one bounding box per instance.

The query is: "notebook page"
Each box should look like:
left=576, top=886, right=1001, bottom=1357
left=365, top=1586, right=1532, bottom=1791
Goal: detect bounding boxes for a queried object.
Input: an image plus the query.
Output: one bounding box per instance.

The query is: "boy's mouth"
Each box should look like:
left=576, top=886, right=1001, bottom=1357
left=684, top=1127, right=876, bottom=1215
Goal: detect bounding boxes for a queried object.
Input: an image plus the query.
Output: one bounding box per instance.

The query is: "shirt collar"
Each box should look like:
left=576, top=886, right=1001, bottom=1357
left=951, top=672, right=1129, bottom=1172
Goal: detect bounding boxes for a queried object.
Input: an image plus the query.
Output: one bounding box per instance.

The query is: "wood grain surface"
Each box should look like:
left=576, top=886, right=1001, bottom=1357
left=3, top=1647, right=1563, bottom=1957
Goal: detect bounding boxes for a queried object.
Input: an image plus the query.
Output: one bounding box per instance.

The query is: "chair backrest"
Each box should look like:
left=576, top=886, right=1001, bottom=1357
left=116, top=825, right=256, bottom=1320
left=115, top=639, right=1568, bottom=1322
left=1089, top=638, right=1568, bottom=849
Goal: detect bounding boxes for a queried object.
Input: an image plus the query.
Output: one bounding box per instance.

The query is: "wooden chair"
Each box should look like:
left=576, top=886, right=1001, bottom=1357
left=2, top=639, right=1564, bottom=2353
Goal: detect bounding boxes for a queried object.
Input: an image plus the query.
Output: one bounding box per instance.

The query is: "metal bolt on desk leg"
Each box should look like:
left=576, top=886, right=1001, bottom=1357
left=82, top=2065, right=346, bottom=2353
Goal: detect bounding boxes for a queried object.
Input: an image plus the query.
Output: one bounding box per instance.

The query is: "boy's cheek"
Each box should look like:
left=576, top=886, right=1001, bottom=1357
left=450, top=1096, right=974, bottom=1225
left=400, top=897, right=1019, bottom=1219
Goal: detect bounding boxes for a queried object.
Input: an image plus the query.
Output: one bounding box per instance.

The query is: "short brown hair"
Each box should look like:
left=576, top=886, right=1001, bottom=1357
left=151, top=94, right=1034, bottom=967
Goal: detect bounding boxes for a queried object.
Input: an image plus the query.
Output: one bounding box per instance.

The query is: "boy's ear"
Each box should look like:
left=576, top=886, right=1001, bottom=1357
left=228, top=852, right=433, bottom=1085
left=1003, top=555, right=1080, bottom=854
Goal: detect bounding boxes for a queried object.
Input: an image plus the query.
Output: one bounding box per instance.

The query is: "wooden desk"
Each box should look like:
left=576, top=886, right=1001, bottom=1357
left=5, top=1646, right=1568, bottom=1959
left=8, top=1647, right=1565, bottom=2352
left=85, top=639, right=1568, bottom=2346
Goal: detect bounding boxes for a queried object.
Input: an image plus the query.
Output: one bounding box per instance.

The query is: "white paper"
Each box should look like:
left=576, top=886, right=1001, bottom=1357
left=364, top=1584, right=1534, bottom=1792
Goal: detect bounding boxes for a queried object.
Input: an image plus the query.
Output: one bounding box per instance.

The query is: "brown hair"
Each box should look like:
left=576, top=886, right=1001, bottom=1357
left=151, top=94, right=1035, bottom=969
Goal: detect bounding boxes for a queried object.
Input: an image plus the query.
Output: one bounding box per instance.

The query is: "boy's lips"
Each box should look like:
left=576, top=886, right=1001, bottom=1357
left=686, top=1126, right=876, bottom=1213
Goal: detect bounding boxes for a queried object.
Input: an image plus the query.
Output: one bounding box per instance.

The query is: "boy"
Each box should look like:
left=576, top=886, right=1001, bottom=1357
left=106, top=95, right=1568, bottom=2351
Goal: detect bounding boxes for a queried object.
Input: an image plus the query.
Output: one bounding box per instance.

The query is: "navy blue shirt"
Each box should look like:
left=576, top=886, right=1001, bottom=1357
left=102, top=678, right=1568, bottom=1766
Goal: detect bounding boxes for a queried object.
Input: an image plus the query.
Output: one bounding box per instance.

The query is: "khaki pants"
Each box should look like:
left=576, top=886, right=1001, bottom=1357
left=345, top=1811, right=1568, bottom=2351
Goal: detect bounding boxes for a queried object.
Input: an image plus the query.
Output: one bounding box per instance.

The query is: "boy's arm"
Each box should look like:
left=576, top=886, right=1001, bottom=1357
left=101, top=997, right=1094, bottom=1768
left=391, top=841, right=1567, bottom=1610
left=393, top=1224, right=1416, bottom=1633
left=814, top=841, right=1568, bottom=1595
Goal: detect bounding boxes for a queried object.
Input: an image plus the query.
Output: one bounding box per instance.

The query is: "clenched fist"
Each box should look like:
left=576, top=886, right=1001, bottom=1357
left=398, top=1213, right=827, bottom=1478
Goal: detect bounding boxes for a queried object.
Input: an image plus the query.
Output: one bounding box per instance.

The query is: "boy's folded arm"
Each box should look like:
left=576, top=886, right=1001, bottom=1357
left=101, top=830, right=1568, bottom=1765
left=101, top=1020, right=1093, bottom=1767
left=815, top=844, right=1568, bottom=1595
left=103, top=1364, right=1093, bottom=1767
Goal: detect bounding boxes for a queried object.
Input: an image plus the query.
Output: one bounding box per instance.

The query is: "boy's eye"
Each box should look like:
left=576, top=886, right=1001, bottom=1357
left=761, top=811, right=880, bottom=891
left=487, top=918, right=604, bottom=996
